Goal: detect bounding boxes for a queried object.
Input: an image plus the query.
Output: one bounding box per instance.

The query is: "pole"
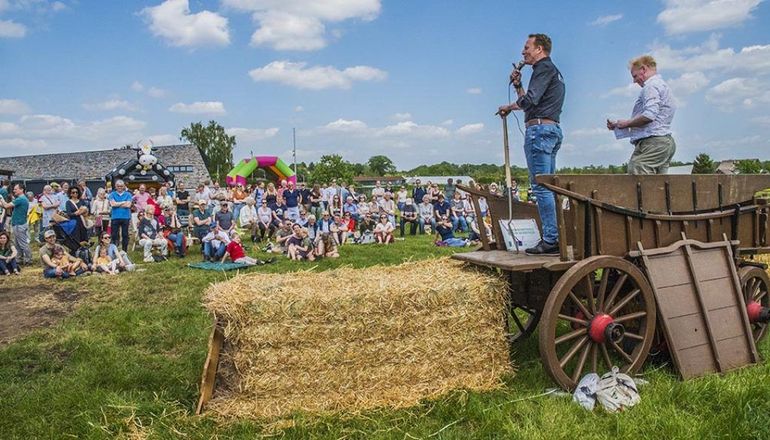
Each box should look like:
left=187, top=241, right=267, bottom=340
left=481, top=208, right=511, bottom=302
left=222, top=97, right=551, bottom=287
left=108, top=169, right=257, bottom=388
left=501, top=115, right=513, bottom=221
left=292, top=128, right=297, bottom=177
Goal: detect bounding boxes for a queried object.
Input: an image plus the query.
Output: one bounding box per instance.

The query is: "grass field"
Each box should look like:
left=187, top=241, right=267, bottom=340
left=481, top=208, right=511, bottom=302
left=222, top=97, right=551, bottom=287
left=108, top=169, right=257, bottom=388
left=0, top=235, right=769, bottom=439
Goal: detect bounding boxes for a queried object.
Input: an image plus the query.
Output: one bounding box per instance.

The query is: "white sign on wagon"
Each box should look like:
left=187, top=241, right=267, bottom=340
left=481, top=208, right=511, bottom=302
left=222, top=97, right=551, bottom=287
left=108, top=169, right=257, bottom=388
left=499, top=218, right=541, bottom=253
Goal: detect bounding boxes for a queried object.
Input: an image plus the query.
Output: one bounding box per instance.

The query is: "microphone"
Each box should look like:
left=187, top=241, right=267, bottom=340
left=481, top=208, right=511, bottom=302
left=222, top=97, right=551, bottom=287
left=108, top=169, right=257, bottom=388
left=509, top=60, right=525, bottom=84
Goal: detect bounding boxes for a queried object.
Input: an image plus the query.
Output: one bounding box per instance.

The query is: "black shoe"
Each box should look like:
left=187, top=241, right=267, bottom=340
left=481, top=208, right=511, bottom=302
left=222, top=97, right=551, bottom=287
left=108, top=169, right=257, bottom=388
left=525, top=240, right=559, bottom=256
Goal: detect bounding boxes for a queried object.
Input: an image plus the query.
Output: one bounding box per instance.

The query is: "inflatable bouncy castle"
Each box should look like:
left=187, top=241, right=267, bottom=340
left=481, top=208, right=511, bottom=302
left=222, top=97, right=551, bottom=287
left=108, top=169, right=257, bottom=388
left=225, top=156, right=296, bottom=187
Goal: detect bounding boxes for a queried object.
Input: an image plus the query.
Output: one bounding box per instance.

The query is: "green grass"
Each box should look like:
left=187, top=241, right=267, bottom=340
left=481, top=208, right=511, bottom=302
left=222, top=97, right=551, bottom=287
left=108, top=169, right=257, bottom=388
left=0, top=235, right=769, bottom=439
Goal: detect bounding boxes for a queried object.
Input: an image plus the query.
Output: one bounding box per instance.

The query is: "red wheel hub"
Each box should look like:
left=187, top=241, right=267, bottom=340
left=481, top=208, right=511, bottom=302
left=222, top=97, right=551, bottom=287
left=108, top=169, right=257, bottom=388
left=748, top=301, right=762, bottom=322
left=589, top=314, right=615, bottom=343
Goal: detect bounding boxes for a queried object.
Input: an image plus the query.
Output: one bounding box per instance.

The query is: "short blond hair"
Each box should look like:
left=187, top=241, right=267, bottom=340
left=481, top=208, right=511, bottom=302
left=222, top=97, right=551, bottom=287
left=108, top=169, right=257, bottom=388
left=630, top=55, right=657, bottom=70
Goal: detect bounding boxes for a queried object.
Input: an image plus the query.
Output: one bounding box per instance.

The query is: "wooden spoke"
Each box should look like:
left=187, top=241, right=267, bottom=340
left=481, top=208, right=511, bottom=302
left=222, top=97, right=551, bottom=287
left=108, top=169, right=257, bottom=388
left=559, top=336, right=589, bottom=368
left=591, top=341, right=598, bottom=373
left=608, top=288, right=641, bottom=316
left=558, top=313, right=589, bottom=326
left=582, top=274, right=596, bottom=314
left=624, top=332, right=645, bottom=341
left=555, top=327, right=588, bottom=345
left=597, top=268, right=610, bottom=312
left=610, top=340, right=634, bottom=363
left=568, top=291, right=593, bottom=320
left=572, top=343, right=592, bottom=382
left=613, top=310, right=647, bottom=324
left=600, top=344, right=613, bottom=369
left=757, top=289, right=767, bottom=302
left=603, top=273, right=628, bottom=312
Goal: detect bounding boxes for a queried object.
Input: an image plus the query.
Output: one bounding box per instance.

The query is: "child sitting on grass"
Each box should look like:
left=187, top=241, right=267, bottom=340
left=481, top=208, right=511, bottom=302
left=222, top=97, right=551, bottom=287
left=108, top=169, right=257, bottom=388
left=223, top=232, right=261, bottom=266
left=52, top=245, right=88, bottom=277
left=94, top=245, right=120, bottom=275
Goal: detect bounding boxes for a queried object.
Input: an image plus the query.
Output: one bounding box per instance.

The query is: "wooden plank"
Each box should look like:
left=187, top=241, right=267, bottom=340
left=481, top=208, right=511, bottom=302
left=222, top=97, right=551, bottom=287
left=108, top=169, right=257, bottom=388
left=196, top=320, right=225, bottom=415
left=636, top=238, right=758, bottom=380
left=536, top=174, right=770, bottom=213
left=451, top=250, right=575, bottom=272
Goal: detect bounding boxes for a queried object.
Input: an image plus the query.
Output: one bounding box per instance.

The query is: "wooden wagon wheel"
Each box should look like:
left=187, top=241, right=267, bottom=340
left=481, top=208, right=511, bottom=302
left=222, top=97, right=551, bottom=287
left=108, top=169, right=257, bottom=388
left=505, top=304, right=541, bottom=344
left=538, top=256, right=657, bottom=391
left=739, top=266, right=769, bottom=343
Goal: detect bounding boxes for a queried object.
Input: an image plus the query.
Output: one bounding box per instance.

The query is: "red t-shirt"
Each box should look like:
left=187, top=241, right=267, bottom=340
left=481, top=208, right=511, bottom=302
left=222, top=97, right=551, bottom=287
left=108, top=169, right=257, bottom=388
left=226, top=241, right=245, bottom=260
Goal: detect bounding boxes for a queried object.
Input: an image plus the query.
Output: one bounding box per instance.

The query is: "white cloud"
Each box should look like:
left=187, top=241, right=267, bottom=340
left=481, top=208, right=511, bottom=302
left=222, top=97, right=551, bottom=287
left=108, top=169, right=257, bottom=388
left=0, top=19, right=26, bottom=38
left=705, top=77, right=770, bottom=109
left=248, top=61, right=386, bottom=90
left=391, top=112, right=411, bottom=121
left=456, top=123, right=484, bottom=135
left=140, top=0, right=230, bottom=48
left=51, top=1, right=66, bottom=12
left=227, top=127, right=280, bottom=143
left=589, top=14, right=623, bottom=26
left=130, top=81, right=144, bottom=92
left=603, top=82, right=638, bottom=98
left=657, top=0, right=761, bottom=34
left=322, top=118, right=368, bottom=133
left=570, top=127, right=608, bottom=137
left=651, top=35, right=770, bottom=74
left=223, top=0, right=381, bottom=51
left=146, top=133, right=179, bottom=145
left=83, top=99, right=137, bottom=112
left=294, top=105, right=304, bottom=112
left=0, top=98, right=30, bottom=114
left=377, top=121, right=449, bottom=138
left=466, top=87, right=482, bottom=95
left=168, top=101, right=226, bottom=114
left=147, top=87, right=166, bottom=98
left=441, top=119, right=454, bottom=126
left=752, top=115, right=770, bottom=126
left=667, top=71, right=710, bottom=95
left=0, top=121, right=18, bottom=135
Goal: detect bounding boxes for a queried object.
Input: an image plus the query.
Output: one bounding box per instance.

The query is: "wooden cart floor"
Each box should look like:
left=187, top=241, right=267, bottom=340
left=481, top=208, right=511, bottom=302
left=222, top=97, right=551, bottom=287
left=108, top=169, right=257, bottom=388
left=452, top=250, right=575, bottom=272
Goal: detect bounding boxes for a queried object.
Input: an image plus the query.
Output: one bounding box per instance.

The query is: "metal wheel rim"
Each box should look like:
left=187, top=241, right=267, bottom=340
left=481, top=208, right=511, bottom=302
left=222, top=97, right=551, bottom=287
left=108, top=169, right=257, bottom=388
left=538, top=256, right=657, bottom=391
left=505, top=304, right=540, bottom=344
left=739, top=265, right=769, bottom=343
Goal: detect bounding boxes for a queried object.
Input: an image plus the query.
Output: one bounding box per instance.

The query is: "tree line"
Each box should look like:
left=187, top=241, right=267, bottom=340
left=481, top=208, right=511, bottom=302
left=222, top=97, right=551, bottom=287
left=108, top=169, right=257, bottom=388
left=180, top=121, right=768, bottom=186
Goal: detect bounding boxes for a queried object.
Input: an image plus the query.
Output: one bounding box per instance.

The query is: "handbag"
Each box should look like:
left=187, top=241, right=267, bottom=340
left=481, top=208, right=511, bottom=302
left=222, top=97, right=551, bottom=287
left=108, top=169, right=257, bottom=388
left=53, top=211, right=70, bottom=223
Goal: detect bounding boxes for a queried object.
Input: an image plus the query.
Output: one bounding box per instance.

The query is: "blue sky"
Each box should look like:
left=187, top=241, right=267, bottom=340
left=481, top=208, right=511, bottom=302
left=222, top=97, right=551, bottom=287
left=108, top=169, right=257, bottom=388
left=1, top=0, right=769, bottom=170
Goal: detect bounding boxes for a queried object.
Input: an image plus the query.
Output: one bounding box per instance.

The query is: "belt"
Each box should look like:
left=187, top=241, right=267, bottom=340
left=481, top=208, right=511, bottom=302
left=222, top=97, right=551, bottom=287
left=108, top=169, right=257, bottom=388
left=632, top=134, right=672, bottom=145
left=525, top=118, right=557, bottom=127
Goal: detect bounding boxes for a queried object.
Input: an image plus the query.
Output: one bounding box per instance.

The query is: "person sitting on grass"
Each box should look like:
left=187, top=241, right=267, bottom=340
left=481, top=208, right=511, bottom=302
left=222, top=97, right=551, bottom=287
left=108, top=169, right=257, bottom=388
left=330, top=214, right=349, bottom=245
left=418, top=194, right=436, bottom=234
left=94, top=232, right=135, bottom=272
left=341, top=212, right=356, bottom=241
left=306, top=214, right=319, bottom=241
left=399, top=198, right=418, bottom=237
left=374, top=214, right=395, bottom=244
left=51, top=245, right=89, bottom=277
left=0, top=231, right=20, bottom=275
left=451, top=192, right=468, bottom=232
left=435, top=215, right=469, bottom=247
left=315, top=232, right=339, bottom=259
left=93, top=245, right=120, bottom=275
left=272, top=220, right=294, bottom=254
left=202, top=223, right=230, bottom=262
left=222, top=232, right=261, bottom=266
left=40, top=230, right=86, bottom=279
left=287, top=227, right=315, bottom=261
left=138, top=206, right=168, bottom=263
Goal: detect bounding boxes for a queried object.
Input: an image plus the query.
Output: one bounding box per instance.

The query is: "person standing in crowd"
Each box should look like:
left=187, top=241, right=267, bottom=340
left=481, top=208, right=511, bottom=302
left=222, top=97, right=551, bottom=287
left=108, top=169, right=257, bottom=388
left=57, top=182, right=70, bottom=210
left=371, top=180, right=385, bottom=202
left=174, top=181, right=190, bottom=220
left=444, top=178, right=455, bottom=201
left=39, top=185, right=58, bottom=241
left=78, top=180, right=93, bottom=206
left=109, top=180, right=133, bottom=252
left=607, top=55, right=676, bottom=175
left=91, top=188, right=111, bottom=238
left=498, top=33, right=565, bottom=256
left=231, top=184, right=246, bottom=221
left=1, top=184, right=32, bottom=265
left=283, top=181, right=302, bottom=221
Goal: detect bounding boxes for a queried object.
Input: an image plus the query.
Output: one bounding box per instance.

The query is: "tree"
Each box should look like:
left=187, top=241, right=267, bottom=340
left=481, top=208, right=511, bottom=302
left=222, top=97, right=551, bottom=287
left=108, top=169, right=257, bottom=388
left=367, top=155, right=396, bottom=176
left=180, top=120, right=235, bottom=183
left=735, top=159, right=763, bottom=174
left=309, top=154, right=354, bottom=184
left=692, top=153, right=717, bottom=174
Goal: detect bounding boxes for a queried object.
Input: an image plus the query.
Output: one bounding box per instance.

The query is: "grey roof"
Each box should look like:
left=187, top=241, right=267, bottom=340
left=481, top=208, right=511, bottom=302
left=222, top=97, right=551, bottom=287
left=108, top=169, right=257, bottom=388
left=1, top=144, right=211, bottom=186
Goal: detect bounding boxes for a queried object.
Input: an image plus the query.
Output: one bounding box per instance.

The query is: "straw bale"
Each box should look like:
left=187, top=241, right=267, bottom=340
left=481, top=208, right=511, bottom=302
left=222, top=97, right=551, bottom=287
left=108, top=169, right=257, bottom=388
left=203, top=258, right=512, bottom=418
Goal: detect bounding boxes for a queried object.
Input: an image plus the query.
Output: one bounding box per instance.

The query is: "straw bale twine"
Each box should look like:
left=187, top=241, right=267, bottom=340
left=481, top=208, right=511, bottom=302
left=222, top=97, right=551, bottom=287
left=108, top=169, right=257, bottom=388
left=202, top=258, right=512, bottom=418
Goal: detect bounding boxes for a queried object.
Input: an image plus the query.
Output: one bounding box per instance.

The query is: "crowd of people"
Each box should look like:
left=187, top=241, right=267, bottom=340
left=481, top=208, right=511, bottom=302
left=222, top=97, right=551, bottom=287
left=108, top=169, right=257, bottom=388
left=0, top=176, right=499, bottom=279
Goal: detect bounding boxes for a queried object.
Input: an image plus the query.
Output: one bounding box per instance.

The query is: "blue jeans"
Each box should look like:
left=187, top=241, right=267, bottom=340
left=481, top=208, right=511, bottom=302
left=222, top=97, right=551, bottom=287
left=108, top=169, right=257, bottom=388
left=204, top=242, right=226, bottom=260
left=167, top=232, right=185, bottom=255
left=418, top=217, right=436, bottom=233
left=111, top=218, right=130, bottom=252
left=452, top=215, right=468, bottom=232
left=0, top=258, right=19, bottom=274
left=523, top=124, right=562, bottom=244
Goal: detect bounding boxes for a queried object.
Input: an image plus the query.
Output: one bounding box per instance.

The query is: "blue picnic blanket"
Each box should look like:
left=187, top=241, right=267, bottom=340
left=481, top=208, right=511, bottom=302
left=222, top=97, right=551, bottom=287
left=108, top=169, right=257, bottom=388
left=187, top=262, right=252, bottom=271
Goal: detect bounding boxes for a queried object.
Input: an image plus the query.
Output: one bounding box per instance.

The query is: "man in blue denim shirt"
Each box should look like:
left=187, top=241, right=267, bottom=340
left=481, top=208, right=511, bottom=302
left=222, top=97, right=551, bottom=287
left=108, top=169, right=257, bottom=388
left=498, top=33, right=565, bottom=255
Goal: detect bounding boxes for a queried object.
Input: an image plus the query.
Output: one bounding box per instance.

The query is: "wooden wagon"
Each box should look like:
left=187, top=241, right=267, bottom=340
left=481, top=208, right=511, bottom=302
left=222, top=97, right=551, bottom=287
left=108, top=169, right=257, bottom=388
left=453, top=175, right=770, bottom=390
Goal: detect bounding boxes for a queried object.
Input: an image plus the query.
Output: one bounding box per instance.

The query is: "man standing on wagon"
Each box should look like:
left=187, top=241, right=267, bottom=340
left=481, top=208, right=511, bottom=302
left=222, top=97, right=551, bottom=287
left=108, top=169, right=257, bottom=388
left=607, top=55, right=676, bottom=175
left=498, top=33, right=565, bottom=256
